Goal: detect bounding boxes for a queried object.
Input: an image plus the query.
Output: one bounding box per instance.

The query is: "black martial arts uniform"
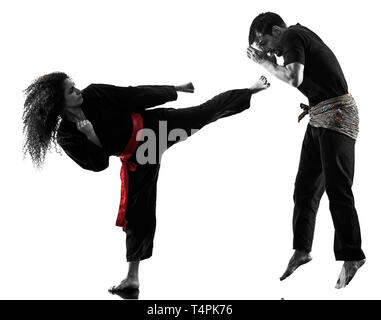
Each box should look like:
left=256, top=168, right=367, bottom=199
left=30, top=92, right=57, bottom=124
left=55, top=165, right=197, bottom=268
left=57, top=84, right=252, bottom=261
left=281, top=24, right=365, bottom=261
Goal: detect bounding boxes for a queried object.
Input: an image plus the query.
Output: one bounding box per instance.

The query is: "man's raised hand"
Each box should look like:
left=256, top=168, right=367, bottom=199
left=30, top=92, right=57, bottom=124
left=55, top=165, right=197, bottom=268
left=247, top=46, right=277, bottom=65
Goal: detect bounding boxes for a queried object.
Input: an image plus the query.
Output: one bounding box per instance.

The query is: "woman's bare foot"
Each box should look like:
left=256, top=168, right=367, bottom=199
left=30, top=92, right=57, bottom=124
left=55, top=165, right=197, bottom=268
left=249, top=76, right=270, bottom=94
left=175, top=82, right=195, bottom=93
left=109, top=260, right=140, bottom=293
left=109, top=275, right=140, bottom=292
left=280, top=250, right=313, bottom=281
left=335, top=259, right=365, bottom=289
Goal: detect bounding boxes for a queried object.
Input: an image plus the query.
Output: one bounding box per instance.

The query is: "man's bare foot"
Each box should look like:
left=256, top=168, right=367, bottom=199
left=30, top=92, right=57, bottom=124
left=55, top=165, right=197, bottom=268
left=108, top=275, right=140, bottom=292
left=175, top=82, right=195, bottom=93
left=249, top=76, right=270, bottom=94
left=335, top=259, right=365, bottom=289
left=280, top=250, right=313, bottom=281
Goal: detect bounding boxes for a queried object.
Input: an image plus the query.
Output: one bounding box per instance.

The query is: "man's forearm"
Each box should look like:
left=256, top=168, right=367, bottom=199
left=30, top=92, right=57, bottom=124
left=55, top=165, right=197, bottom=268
left=261, top=61, right=299, bottom=87
left=247, top=46, right=303, bottom=87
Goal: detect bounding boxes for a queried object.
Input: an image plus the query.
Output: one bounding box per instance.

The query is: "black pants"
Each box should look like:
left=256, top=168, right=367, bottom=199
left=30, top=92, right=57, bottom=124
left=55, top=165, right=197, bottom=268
left=125, top=89, right=252, bottom=261
left=293, top=124, right=365, bottom=261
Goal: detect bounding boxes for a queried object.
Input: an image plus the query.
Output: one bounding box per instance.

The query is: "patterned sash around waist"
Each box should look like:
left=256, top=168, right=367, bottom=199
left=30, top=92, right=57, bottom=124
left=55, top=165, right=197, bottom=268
left=298, top=94, right=359, bottom=140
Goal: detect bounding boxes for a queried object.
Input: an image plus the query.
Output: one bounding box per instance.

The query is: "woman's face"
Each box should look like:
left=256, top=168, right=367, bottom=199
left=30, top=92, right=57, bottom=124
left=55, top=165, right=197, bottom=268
left=63, top=78, right=83, bottom=108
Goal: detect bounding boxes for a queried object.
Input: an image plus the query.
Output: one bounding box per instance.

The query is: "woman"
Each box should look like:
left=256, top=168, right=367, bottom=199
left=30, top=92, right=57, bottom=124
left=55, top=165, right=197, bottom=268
left=22, top=72, right=270, bottom=293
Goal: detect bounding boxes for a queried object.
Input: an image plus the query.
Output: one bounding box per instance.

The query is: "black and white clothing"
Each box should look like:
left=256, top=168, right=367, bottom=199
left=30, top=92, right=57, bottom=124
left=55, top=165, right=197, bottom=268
left=281, top=24, right=365, bottom=261
left=57, top=84, right=252, bottom=261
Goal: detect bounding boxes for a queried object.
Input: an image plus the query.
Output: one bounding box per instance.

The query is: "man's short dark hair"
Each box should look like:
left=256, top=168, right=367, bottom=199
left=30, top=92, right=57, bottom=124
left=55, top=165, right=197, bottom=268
left=248, top=12, right=286, bottom=44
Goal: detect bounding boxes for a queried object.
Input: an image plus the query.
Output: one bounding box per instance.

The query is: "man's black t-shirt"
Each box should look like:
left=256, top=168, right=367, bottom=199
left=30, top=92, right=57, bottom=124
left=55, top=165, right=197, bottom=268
left=281, top=24, right=348, bottom=106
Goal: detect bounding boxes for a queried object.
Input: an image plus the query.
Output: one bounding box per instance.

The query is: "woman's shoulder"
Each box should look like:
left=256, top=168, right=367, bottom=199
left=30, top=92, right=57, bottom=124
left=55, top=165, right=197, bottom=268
left=82, top=83, right=116, bottom=100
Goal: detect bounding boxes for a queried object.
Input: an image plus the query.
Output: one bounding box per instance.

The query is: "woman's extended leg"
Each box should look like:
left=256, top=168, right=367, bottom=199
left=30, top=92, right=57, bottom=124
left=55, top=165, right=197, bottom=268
left=140, top=76, right=270, bottom=160
left=164, top=76, right=270, bottom=144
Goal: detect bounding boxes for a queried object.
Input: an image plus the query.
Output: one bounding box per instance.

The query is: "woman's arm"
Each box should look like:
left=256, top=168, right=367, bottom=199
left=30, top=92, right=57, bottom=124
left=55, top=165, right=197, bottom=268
left=76, top=120, right=102, bottom=148
left=88, top=84, right=180, bottom=111
left=57, top=128, right=109, bottom=172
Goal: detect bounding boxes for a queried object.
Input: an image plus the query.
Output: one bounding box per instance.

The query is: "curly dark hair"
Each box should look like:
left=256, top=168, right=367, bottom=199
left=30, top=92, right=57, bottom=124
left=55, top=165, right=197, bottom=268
left=248, top=12, right=286, bottom=45
left=22, top=72, right=69, bottom=168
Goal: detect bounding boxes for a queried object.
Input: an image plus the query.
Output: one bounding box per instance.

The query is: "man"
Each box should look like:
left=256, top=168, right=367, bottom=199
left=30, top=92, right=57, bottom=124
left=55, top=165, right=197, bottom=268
left=247, top=12, right=365, bottom=288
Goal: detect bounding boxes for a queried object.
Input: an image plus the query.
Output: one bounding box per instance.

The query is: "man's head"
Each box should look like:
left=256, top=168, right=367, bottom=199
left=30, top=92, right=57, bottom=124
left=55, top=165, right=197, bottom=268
left=248, top=12, right=287, bottom=57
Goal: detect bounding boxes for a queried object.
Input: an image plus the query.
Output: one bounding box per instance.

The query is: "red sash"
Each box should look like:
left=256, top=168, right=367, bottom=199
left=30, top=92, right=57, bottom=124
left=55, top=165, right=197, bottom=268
left=116, top=112, right=143, bottom=230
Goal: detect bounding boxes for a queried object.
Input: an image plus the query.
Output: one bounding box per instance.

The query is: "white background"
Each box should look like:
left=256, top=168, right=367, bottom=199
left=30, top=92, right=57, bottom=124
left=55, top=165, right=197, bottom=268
left=1, top=0, right=380, bottom=300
